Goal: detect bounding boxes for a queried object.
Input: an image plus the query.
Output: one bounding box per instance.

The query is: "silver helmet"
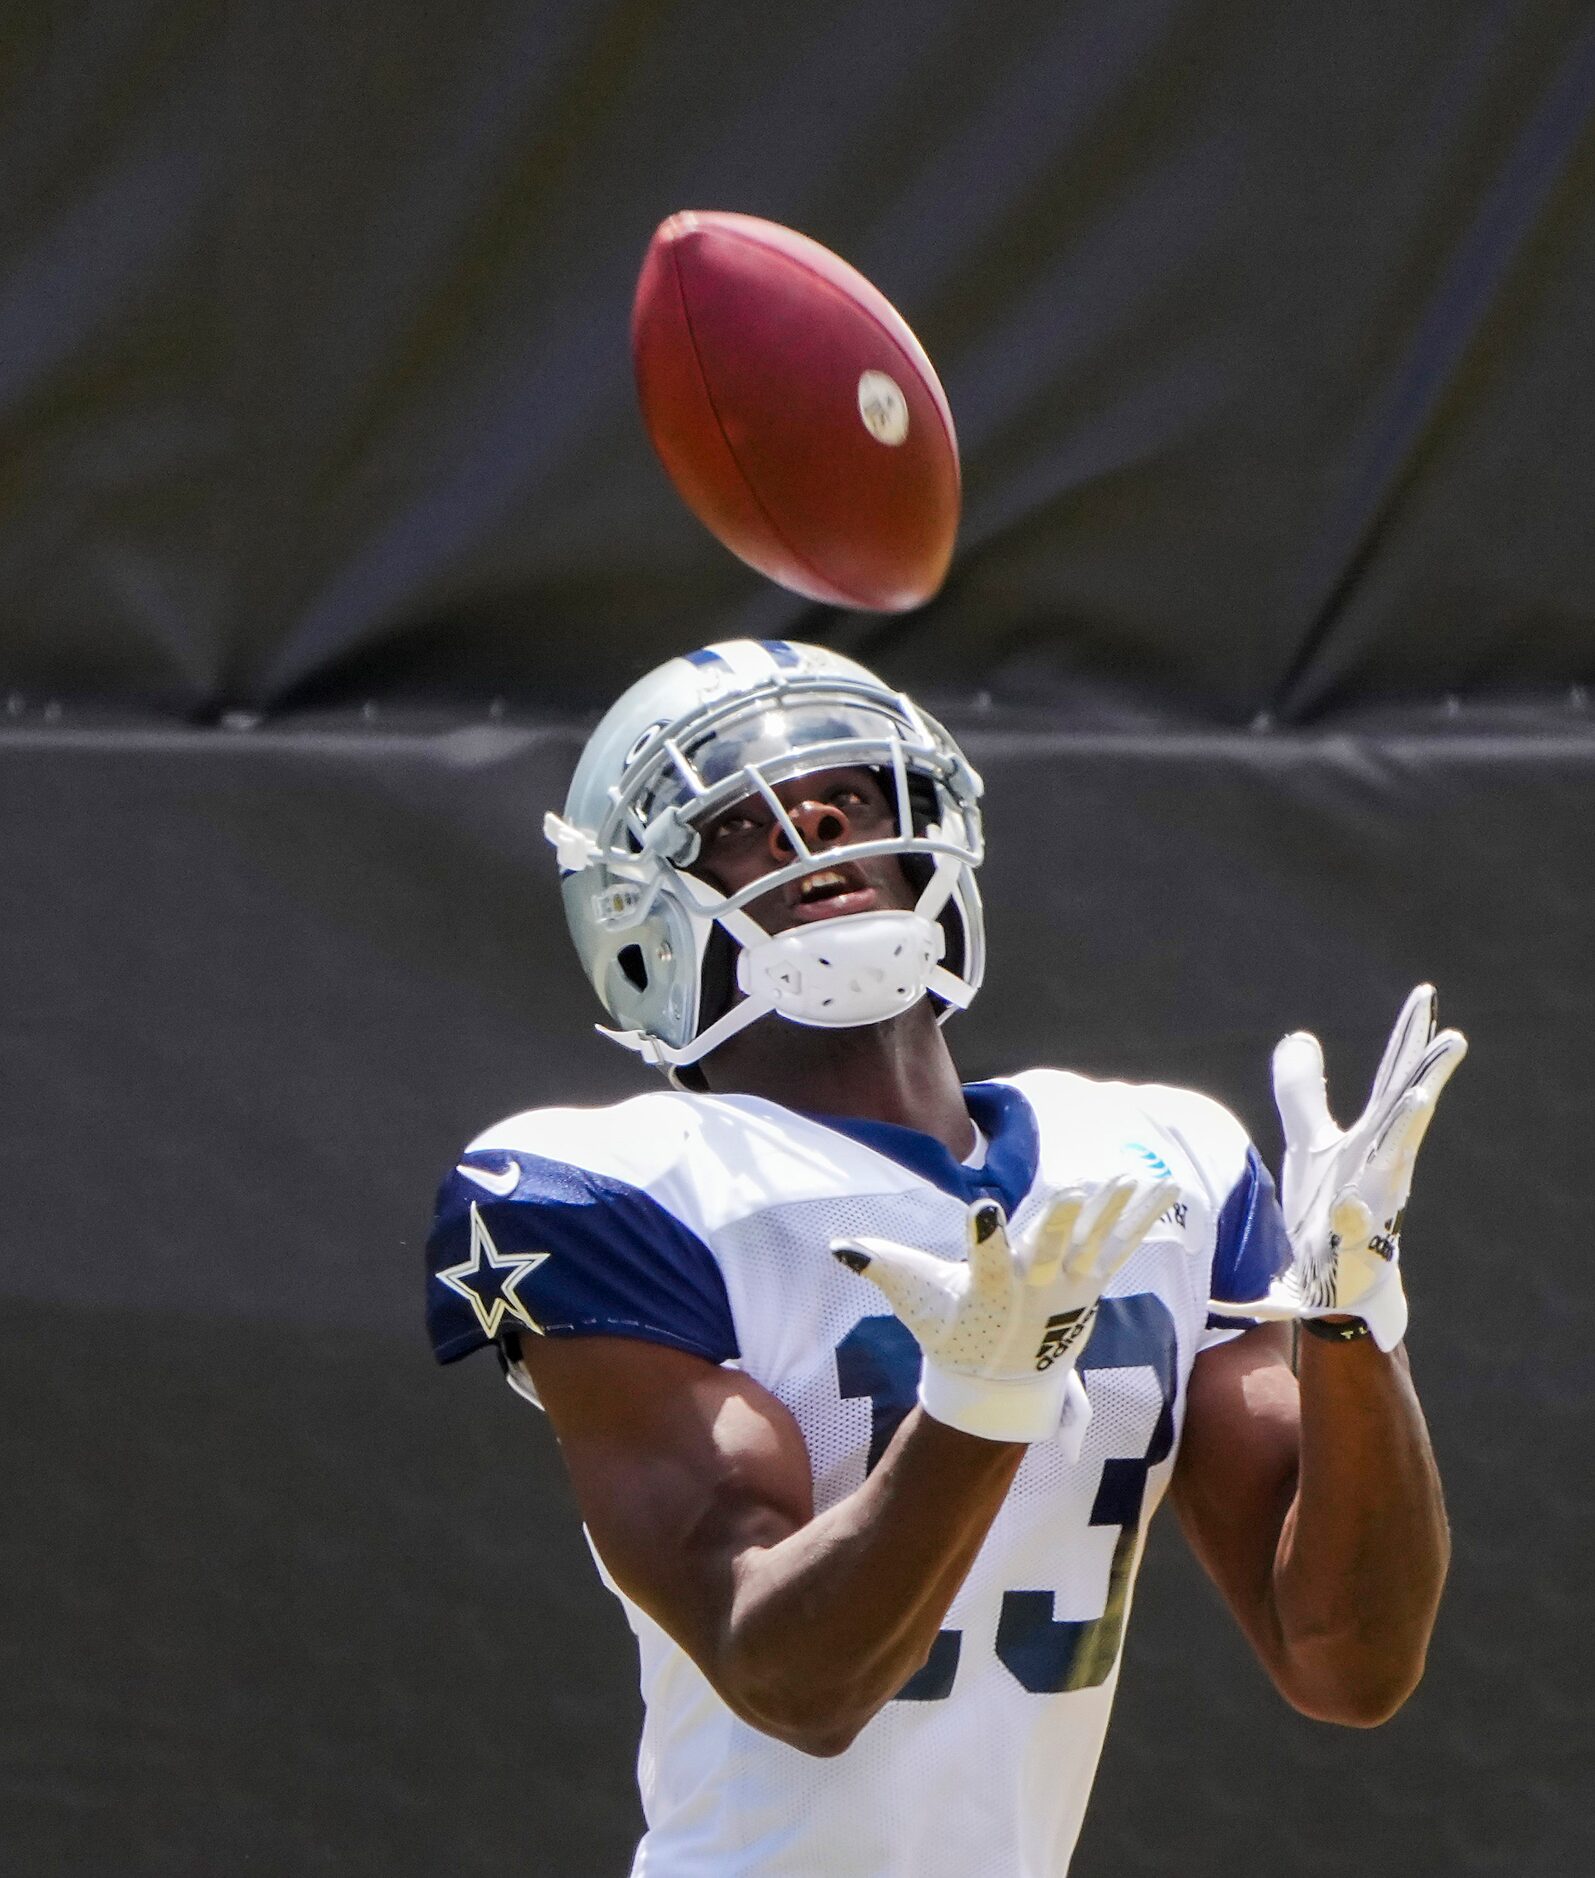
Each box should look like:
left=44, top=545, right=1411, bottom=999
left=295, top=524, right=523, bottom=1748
left=545, top=639, right=985, bottom=1071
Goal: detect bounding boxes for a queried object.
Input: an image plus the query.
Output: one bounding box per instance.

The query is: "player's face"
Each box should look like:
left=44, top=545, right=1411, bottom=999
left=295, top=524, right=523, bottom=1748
left=691, top=765, right=916, bottom=932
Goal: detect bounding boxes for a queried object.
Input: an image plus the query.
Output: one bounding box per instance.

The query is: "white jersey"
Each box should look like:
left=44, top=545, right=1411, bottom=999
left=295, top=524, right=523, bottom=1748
left=426, top=1073, right=1289, bottom=1878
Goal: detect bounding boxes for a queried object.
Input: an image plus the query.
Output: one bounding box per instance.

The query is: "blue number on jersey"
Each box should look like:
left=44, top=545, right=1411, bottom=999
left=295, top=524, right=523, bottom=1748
left=835, top=1315, right=962, bottom=1698
left=995, top=1293, right=1178, bottom=1693
left=834, top=1293, right=1179, bottom=1701
left=835, top=1314, right=921, bottom=1473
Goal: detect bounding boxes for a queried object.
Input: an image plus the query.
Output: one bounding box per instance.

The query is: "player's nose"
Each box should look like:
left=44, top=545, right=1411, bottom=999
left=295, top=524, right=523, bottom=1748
left=769, top=799, right=850, bottom=860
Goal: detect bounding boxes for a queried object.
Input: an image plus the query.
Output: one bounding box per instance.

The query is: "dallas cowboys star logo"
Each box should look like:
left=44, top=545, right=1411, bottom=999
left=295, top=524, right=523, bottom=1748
left=436, top=1202, right=550, bottom=1339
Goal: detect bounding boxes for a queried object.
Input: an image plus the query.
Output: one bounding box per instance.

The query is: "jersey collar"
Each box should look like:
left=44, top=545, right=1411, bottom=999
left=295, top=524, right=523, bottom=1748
left=803, top=1080, right=1039, bottom=1217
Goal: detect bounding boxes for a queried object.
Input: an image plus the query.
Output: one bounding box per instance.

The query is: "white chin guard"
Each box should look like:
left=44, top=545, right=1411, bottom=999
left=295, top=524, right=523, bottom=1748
left=736, top=910, right=946, bottom=1029
left=596, top=883, right=978, bottom=1070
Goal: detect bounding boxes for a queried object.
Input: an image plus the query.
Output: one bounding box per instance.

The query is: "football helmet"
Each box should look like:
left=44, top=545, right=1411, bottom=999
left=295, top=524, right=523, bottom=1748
left=546, top=639, right=985, bottom=1071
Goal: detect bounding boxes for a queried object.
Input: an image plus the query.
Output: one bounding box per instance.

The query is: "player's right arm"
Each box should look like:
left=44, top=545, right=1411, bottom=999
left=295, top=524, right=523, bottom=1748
left=516, top=1331, right=1022, bottom=1757
left=426, top=1119, right=1022, bottom=1756
left=433, top=1117, right=1169, bottom=1756
left=515, top=1176, right=1172, bottom=1756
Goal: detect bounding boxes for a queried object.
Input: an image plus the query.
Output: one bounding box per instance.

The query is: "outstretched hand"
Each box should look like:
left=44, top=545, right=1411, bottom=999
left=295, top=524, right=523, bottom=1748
left=833, top=1176, right=1178, bottom=1446
left=1216, top=984, right=1467, bottom=1350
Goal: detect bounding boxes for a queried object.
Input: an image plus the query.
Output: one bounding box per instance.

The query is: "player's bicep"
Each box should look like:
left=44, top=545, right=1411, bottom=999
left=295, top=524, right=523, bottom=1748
left=515, top=1333, right=814, bottom=1663
left=1171, top=1323, right=1300, bottom=1663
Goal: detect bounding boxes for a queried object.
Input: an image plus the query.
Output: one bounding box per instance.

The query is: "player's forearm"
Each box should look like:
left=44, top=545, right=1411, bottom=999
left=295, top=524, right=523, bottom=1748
left=1270, top=1337, right=1449, bottom=1725
left=707, top=1408, right=1023, bottom=1755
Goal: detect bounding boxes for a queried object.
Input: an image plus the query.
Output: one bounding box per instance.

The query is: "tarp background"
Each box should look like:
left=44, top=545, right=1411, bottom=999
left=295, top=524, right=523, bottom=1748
left=3, top=721, right=1589, bottom=1874
left=4, top=0, right=1594, bottom=719
left=2, top=0, right=1592, bottom=1872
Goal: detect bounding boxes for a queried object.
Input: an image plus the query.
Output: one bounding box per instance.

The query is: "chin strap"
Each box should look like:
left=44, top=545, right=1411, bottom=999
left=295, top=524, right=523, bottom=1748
left=600, top=854, right=977, bottom=1070
left=600, top=910, right=976, bottom=1069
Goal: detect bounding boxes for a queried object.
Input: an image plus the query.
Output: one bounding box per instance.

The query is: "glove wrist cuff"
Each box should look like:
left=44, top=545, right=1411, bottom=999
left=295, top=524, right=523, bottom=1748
left=919, top=1362, right=1092, bottom=1452
left=1300, top=1314, right=1372, bottom=1343
left=1298, top=1267, right=1408, bottom=1351
left=1349, top=1271, right=1408, bottom=1350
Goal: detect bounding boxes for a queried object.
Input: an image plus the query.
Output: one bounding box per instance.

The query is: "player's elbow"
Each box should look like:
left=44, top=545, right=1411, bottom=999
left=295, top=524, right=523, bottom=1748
left=1277, top=1649, right=1429, bottom=1728
left=1286, top=1679, right=1417, bottom=1729
left=726, top=1678, right=876, bottom=1758
left=723, top=1698, right=867, bottom=1758
left=713, top=1652, right=886, bottom=1757
left=780, top=1717, right=868, bottom=1759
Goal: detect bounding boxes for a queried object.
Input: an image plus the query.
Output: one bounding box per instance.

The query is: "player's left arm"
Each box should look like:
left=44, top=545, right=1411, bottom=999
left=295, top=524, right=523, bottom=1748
left=1172, top=986, right=1464, bottom=1726
left=1171, top=1319, right=1448, bottom=1727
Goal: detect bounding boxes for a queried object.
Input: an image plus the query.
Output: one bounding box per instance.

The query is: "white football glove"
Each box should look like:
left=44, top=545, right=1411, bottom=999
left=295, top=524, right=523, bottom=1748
left=1217, top=984, right=1466, bottom=1351
left=832, top=1177, right=1178, bottom=1446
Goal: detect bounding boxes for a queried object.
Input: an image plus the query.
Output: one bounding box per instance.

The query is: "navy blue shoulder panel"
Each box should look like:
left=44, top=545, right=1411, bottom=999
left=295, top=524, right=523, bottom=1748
left=1206, top=1144, right=1293, bottom=1329
left=426, top=1148, right=739, bottom=1367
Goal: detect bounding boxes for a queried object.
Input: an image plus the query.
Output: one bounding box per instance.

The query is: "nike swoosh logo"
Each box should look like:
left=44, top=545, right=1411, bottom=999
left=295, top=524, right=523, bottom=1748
left=456, top=1158, right=520, bottom=1198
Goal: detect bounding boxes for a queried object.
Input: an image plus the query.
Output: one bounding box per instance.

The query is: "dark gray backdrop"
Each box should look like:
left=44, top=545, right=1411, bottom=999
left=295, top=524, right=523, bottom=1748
left=3, top=715, right=1589, bottom=1873
left=3, top=0, right=1593, bottom=1871
left=4, top=0, right=1594, bottom=719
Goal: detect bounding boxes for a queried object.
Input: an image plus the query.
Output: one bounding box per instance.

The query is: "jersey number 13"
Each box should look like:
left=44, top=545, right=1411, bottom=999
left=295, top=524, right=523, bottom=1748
left=834, top=1293, right=1178, bottom=1699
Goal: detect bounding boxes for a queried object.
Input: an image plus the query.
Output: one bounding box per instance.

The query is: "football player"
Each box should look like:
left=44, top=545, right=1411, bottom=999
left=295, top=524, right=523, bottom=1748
left=427, top=639, right=1464, bottom=1877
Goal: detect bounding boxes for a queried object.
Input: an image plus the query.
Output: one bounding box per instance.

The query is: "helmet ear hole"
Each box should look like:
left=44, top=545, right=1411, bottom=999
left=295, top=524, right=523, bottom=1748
left=617, top=944, right=649, bottom=992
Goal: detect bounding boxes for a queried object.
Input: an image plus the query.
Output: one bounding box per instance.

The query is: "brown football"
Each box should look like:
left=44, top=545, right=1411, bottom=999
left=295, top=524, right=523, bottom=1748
left=631, top=211, right=960, bottom=612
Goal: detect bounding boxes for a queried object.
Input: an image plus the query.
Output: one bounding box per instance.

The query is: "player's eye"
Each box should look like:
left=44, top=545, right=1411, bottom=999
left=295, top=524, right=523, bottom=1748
left=830, top=783, right=885, bottom=817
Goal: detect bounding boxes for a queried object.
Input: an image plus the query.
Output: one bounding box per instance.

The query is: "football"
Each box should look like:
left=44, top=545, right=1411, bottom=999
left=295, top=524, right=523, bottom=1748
left=631, top=211, right=960, bottom=612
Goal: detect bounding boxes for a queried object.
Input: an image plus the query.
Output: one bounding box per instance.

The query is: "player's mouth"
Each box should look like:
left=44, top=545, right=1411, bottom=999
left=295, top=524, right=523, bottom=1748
left=784, top=863, right=878, bottom=923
